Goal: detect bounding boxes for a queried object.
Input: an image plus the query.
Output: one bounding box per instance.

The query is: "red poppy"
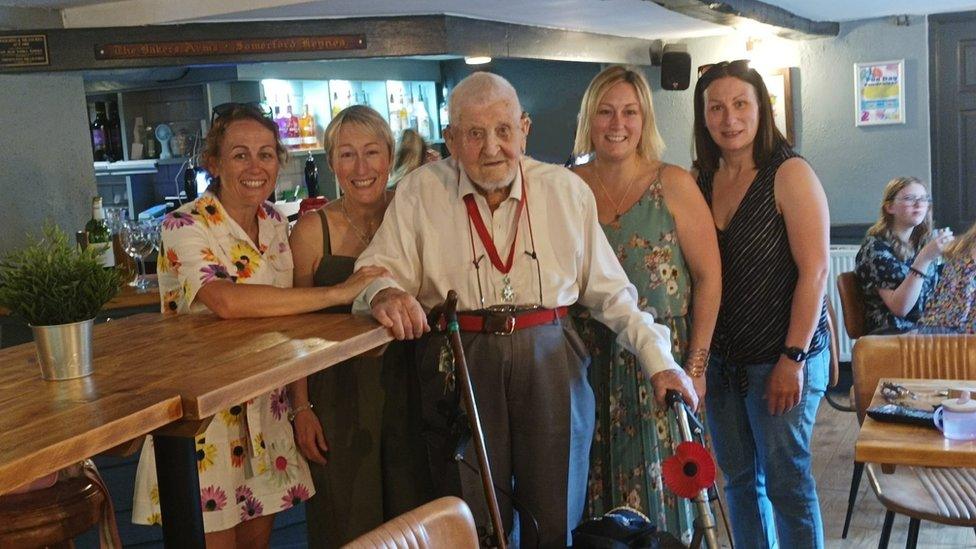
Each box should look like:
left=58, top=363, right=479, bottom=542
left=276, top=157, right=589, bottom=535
left=662, top=442, right=716, bottom=499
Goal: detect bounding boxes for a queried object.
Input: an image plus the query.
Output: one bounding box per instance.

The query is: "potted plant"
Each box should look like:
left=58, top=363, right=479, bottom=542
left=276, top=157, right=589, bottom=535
left=0, top=224, right=121, bottom=380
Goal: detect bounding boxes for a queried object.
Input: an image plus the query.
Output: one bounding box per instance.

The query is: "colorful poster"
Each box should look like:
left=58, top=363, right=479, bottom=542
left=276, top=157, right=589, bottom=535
left=855, top=60, right=905, bottom=126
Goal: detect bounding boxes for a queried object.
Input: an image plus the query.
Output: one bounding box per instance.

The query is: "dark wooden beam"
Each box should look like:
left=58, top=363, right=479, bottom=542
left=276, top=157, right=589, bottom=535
left=0, top=15, right=658, bottom=74
left=652, top=0, right=839, bottom=39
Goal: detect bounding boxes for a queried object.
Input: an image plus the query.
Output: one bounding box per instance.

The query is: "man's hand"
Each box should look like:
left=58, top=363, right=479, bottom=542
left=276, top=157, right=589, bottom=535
left=650, top=368, right=699, bottom=412
left=370, top=288, right=429, bottom=340
left=765, top=356, right=804, bottom=415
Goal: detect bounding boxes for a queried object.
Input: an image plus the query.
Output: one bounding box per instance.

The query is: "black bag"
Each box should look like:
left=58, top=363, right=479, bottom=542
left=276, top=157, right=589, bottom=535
left=572, top=506, right=684, bottom=548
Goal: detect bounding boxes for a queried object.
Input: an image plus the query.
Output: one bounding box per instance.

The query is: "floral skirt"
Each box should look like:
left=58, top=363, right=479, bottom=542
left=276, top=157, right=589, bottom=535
left=577, top=315, right=705, bottom=546
left=132, top=389, right=314, bottom=533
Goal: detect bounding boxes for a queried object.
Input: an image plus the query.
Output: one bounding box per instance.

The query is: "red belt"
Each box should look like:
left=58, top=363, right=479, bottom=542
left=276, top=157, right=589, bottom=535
left=441, top=307, right=568, bottom=335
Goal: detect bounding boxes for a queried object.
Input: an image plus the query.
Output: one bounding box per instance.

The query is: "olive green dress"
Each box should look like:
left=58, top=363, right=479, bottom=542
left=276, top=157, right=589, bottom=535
left=575, top=165, right=699, bottom=545
left=304, top=209, right=432, bottom=547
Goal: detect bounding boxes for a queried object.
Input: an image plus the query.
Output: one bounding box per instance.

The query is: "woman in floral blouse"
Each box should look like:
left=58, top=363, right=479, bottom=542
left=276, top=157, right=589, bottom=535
left=922, top=221, right=976, bottom=333
left=855, top=177, right=953, bottom=334
left=132, top=103, right=385, bottom=548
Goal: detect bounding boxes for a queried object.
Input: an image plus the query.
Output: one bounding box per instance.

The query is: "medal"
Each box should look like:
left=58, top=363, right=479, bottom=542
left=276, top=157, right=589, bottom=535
left=501, top=275, right=515, bottom=302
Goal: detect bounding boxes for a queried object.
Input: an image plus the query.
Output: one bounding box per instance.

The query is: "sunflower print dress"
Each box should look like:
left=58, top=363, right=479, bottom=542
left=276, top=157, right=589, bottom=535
left=573, top=166, right=700, bottom=545
left=132, top=191, right=314, bottom=532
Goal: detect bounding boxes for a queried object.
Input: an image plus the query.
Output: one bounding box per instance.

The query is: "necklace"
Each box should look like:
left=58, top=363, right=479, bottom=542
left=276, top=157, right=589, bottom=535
left=340, top=193, right=387, bottom=246
left=591, top=158, right=643, bottom=224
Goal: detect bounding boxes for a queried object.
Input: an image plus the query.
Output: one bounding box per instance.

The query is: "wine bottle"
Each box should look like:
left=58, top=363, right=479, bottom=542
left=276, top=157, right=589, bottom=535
left=304, top=152, right=319, bottom=197
left=388, top=93, right=401, bottom=135
left=106, top=101, right=123, bottom=161
left=299, top=104, right=317, bottom=148
left=144, top=125, right=158, bottom=159
left=85, top=197, right=115, bottom=269
left=331, top=92, right=342, bottom=117
left=90, top=102, right=109, bottom=161
left=415, top=86, right=431, bottom=141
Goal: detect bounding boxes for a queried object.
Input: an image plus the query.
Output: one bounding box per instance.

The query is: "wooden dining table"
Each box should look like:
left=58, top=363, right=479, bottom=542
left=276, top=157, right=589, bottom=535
left=855, top=378, right=976, bottom=469
left=0, top=311, right=391, bottom=548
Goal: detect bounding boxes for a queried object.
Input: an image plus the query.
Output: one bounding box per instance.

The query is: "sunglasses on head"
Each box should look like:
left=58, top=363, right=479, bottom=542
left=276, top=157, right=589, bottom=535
left=697, top=59, right=751, bottom=79
left=210, top=102, right=273, bottom=125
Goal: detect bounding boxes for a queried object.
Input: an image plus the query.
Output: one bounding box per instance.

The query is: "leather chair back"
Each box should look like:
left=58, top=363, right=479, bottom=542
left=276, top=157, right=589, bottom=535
left=837, top=272, right=867, bottom=339
left=345, top=496, right=479, bottom=548
left=851, top=334, right=976, bottom=423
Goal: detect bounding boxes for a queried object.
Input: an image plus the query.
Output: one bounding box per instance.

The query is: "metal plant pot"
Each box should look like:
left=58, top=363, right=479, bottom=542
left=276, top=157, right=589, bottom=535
left=30, top=318, right=95, bottom=380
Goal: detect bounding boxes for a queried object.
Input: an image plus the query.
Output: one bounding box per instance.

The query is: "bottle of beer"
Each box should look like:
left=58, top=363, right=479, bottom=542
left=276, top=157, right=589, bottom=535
left=85, top=197, right=115, bottom=269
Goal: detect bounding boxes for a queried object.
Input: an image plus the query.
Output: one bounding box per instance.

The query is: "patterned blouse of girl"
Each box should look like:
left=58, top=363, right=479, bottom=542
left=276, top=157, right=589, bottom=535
left=132, top=191, right=314, bottom=532
left=855, top=235, right=938, bottom=334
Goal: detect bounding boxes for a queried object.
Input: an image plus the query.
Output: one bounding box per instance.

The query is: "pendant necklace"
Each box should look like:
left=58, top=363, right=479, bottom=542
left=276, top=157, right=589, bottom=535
left=592, top=158, right=642, bottom=227
left=340, top=193, right=388, bottom=246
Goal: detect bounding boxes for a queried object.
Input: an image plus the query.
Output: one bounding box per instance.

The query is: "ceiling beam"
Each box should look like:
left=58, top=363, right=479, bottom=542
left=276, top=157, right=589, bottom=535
left=651, top=0, right=839, bottom=39
left=61, top=0, right=314, bottom=28
left=0, top=6, right=63, bottom=30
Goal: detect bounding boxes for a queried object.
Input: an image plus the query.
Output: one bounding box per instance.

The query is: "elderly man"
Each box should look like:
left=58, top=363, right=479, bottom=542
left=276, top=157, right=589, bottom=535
left=353, top=72, right=696, bottom=548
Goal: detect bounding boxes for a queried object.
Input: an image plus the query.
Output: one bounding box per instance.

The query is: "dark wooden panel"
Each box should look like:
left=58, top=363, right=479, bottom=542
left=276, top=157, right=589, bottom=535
left=960, top=39, right=976, bottom=92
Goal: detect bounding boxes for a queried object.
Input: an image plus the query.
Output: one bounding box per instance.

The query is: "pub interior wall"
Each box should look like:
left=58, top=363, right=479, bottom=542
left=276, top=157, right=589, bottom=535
left=0, top=73, right=95, bottom=257
left=649, top=15, right=932, bottom=228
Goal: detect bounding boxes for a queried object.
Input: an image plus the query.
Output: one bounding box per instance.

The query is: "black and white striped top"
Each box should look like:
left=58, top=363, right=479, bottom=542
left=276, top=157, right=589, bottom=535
left=697, top=145, right=829, bottom=365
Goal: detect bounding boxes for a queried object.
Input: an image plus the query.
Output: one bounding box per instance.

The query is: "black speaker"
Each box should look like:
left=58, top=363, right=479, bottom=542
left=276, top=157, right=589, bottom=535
left=661, top=44, right=691, bottom=91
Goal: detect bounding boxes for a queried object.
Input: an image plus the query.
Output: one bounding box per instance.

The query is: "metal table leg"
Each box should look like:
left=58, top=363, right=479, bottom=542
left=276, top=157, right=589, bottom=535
left=153, top=434, right=205, bottom=548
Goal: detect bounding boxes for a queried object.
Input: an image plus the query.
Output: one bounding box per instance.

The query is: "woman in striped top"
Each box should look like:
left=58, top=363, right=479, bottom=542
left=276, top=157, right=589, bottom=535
left=693, top=60, right=831, bottom=549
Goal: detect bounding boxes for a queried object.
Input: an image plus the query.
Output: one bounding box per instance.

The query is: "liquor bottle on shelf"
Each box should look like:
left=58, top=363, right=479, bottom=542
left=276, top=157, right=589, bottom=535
left=86, top=196, right=115, bottom=269
left=304, top=152, right=319, bottom=197
left=388, top=93, right=401, bottom=136
left=106, top=101, right=123, bottom=161
left=415, top=86, right=432, bottom=141
left=90, top=102, right=109, bottom=161
left=299, top=104, right=317, bottom=148
left=331, top=92, right=342, bottom=117
left=285, top=96, right=301, bottom=148
left=144, top=125, right=158, bottom=159
left=398, top=93, right=410, bottom=135
left=439, top=91, right=450, bottom=135
left=273, top=96, right=289, bottom=142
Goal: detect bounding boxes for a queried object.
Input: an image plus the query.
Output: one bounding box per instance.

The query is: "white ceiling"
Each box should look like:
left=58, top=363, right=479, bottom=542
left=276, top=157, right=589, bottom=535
left=4, top=0, right=976, bottom=35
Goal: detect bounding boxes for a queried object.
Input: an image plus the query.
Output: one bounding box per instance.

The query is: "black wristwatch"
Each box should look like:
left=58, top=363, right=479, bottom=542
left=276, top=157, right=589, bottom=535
left=781, top=346, right=808, bottom=363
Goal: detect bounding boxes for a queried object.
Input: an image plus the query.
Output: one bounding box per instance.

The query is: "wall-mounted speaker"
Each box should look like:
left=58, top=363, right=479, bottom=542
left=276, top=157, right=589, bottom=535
left=661, top=44, right=691, bottom=91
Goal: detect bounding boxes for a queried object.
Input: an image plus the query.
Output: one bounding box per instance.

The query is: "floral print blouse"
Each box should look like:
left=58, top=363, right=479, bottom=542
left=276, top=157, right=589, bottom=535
left=855, top=235, right=938, bottom=333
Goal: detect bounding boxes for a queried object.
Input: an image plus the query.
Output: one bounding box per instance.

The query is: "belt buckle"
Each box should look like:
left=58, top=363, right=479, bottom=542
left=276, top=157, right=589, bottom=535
left=493, top=315, right=516, bottom=335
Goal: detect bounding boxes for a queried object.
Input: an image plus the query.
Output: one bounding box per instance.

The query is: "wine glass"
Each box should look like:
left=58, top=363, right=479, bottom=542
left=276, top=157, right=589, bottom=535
left=121, top=219, right=158, bottom=290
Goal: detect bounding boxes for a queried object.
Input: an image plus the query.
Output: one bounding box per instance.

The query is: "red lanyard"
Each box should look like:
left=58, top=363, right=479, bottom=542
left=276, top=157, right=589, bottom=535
left=461, top=166, right=527, bottom=275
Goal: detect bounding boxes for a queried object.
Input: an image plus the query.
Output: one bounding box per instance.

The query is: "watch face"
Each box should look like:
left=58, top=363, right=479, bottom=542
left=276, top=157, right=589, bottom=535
left=783, top=346, right=806, bottom=361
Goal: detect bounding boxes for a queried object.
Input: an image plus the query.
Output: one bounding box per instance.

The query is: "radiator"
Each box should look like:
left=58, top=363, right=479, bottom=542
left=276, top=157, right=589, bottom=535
left=828, top=245, right=860, bottom=362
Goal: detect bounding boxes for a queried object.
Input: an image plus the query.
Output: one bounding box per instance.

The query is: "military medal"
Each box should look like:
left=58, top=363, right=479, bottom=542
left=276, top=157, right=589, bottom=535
left=462, top=167, right=527, bottom=304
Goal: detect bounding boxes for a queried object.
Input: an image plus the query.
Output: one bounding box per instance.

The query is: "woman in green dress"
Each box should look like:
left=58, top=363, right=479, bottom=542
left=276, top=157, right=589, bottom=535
left=571, top=65, right=721, bottom=543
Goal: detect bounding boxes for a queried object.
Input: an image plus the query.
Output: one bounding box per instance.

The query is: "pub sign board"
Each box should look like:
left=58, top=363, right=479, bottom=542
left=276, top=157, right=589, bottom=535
left=95, top=34, right=366, bottom=60
left=0, top=35, right=50, bottom=68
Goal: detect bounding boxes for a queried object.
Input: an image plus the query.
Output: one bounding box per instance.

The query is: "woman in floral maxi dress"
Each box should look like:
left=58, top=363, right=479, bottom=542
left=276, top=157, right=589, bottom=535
left=571, top=65, right=721, bottom=544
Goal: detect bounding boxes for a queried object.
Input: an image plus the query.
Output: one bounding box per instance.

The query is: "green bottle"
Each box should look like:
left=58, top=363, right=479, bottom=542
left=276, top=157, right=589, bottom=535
left=85, top=197, right=115, bottom=269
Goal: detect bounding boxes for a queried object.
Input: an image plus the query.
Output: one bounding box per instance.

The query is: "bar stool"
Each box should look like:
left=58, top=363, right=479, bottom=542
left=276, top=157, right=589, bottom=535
left=0, top=473, right=109, bottom=548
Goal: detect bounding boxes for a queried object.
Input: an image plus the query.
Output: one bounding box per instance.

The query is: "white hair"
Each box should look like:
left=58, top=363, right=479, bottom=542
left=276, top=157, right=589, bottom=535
left=449, top=72, right=522, bottom=126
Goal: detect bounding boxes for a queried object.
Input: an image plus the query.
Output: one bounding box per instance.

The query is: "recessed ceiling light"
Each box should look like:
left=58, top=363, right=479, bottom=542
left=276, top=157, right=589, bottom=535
left=464, top=56, right=492, bottom=65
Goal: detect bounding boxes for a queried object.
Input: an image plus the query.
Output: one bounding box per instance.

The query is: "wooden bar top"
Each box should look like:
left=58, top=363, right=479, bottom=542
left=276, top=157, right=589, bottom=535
left=855, top=378, right=976, bottom=469
left=0, top=311, right=391, bottom=494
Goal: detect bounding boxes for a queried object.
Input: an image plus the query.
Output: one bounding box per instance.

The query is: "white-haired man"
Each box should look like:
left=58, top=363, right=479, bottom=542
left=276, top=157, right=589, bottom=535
left=353, top=72, right=696, bottom=548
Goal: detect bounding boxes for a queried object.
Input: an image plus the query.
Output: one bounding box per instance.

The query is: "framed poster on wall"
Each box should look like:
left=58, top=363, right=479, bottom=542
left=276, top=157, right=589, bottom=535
left=854, top=59, right=905, bottom=126
left=761, top=68, right=795, bottom=145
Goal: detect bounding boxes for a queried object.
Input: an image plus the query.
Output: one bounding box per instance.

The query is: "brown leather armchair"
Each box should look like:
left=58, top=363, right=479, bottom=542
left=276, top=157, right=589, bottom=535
left=344, top=496, right=479, bottom=548
left=851, top=334, right=976, bottom=548
left=837, top=271, right=867, bottom=340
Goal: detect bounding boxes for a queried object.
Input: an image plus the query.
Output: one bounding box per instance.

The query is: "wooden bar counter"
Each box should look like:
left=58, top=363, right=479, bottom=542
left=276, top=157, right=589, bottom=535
left=0, top=311, right=392, bottom=547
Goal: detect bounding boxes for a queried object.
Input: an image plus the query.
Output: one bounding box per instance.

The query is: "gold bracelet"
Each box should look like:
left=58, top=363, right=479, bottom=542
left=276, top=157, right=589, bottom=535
left=287, top=402, right=314, bottom=422
left=684, top=348, right=710, bottom=378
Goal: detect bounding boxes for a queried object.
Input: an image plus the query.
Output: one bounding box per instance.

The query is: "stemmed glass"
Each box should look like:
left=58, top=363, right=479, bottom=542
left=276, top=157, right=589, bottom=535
left=121, top=219, right=160, bottom=290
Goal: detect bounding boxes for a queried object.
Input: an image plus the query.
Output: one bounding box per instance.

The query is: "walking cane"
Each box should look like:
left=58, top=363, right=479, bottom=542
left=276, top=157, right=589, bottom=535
left=441, top=290, right=508, bottom=549
left=663, top=389, right=723, bottom=549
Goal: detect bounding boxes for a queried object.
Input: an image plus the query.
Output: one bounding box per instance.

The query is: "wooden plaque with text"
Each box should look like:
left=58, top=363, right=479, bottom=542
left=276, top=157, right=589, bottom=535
left=95, top=34, right=366, bottom=60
